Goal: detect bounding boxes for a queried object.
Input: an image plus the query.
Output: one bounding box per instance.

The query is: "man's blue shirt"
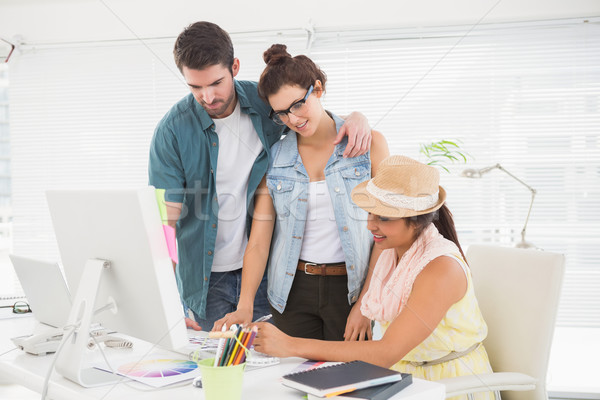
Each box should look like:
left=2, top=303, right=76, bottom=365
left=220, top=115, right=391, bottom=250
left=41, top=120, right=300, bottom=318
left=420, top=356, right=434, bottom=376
left=148, top=80, right=283, bottom=319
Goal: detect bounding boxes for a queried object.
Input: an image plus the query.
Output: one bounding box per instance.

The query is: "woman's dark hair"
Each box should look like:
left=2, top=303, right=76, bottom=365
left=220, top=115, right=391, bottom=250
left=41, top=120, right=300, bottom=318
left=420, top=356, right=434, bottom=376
left=406, top=204, right=466, bottom=261
left=173, top=21, right=234, bottom=73
left=257, top=44, right=327, bottom=101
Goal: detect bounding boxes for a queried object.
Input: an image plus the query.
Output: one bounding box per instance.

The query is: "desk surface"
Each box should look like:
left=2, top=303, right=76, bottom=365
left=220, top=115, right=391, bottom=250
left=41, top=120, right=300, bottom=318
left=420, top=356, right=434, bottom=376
left=0, top=316, right=445, bottom=400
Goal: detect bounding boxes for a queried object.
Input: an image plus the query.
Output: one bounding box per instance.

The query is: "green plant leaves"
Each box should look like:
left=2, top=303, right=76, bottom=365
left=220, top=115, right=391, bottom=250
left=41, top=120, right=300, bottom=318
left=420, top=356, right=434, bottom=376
left=419, top=140, right=471, bottom=173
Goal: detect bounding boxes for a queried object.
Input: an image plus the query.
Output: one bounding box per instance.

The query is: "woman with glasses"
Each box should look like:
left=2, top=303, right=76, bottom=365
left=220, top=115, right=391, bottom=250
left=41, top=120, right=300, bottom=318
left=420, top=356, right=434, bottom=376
left=213, top=44, right=388, bottom=341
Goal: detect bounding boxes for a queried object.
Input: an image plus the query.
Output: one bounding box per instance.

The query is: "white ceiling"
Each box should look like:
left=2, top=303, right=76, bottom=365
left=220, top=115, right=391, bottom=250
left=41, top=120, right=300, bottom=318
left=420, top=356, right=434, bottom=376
left=1, top=0, right=599, bottom=46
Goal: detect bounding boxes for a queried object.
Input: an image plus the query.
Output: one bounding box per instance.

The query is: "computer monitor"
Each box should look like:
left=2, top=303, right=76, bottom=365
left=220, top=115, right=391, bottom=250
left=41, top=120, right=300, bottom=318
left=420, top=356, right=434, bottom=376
left=9, top=254, right=72, bottom=328
left=46, top=187, right=188, bottom=387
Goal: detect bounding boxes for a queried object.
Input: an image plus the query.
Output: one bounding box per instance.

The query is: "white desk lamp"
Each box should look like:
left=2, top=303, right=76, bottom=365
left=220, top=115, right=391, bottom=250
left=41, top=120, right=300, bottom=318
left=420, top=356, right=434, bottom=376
left=462, top=164, right=537, bottom=249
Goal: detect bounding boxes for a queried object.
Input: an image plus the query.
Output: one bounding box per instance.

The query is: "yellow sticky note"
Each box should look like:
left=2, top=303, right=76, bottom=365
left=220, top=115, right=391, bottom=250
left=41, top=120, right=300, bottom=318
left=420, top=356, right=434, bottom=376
left=155, top=188, right=168, bottom=223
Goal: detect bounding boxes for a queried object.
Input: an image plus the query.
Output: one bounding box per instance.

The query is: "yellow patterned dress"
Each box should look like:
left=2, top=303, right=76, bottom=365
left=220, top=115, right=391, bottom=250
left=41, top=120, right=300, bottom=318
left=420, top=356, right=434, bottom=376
left=361, top=225, right=494, bottom=400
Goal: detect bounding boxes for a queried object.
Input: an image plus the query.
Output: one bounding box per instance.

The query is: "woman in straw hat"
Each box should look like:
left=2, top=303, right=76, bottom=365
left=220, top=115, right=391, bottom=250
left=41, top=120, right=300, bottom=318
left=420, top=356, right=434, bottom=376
left=213, top=44, right=389, bottom=341
left=253, top=155, right=494, bottom=398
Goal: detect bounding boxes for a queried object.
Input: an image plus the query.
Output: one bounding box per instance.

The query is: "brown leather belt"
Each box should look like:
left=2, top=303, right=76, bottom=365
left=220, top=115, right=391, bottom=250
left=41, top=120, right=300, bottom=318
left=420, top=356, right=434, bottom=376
left=297, top=260, right=347, bottom=276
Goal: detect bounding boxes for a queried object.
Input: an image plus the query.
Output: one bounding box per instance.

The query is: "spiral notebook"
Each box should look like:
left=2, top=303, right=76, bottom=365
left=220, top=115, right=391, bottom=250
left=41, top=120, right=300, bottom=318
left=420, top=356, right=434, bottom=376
left=281, top=360, right=403, bottom=397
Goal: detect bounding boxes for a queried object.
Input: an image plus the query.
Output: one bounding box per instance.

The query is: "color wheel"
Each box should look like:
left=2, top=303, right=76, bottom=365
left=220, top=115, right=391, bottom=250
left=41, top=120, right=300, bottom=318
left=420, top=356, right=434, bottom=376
left=118, top=359, right=198, bottom=378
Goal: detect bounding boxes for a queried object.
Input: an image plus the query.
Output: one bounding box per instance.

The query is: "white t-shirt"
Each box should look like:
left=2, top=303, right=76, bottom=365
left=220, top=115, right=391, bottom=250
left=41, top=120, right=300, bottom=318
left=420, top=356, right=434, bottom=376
left=212, top=101, right=263, bottom=272
left=299, top=180, right=345, bottom=263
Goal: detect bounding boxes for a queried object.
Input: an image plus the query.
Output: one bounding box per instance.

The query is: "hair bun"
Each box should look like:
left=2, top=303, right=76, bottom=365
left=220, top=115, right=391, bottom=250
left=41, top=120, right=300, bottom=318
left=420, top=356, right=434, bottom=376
left=263, top=44, right=291, bottom=65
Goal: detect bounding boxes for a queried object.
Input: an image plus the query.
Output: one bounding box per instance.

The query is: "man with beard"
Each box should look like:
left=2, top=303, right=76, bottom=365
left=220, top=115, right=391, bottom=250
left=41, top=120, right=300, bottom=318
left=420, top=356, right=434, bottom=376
left=149, top=21, right=371, bottom=331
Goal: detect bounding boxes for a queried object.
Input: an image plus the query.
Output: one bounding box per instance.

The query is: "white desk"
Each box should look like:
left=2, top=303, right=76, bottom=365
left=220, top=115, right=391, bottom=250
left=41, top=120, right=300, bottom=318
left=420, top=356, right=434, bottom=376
left=0, top=316, right=445, bottom=400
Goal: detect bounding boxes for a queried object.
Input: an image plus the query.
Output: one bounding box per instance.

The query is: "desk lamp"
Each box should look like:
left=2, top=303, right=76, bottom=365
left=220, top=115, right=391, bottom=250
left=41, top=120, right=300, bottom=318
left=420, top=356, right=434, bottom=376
left=461, top=163, right=537, bottom=249
left=1, top=37, right=16, bottom=63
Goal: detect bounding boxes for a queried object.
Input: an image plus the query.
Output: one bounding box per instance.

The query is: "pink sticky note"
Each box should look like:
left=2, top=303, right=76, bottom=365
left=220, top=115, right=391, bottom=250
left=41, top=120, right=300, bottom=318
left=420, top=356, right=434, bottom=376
left=162, top=224, right=178, bottom=264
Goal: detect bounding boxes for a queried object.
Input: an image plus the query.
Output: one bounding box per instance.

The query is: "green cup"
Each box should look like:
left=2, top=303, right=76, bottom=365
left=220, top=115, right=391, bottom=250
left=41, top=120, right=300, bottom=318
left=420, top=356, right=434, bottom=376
left=197, top=358, right=246, bottom=400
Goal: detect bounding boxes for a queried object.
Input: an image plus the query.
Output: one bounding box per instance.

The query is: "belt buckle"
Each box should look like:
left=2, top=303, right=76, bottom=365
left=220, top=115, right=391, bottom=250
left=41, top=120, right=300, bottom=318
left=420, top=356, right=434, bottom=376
left=304, top=262, right=318, bottom=275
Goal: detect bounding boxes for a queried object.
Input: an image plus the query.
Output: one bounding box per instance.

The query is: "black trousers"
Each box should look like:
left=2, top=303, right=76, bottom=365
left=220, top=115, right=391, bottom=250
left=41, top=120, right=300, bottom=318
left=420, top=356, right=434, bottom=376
left=271, top=270, right=352, bottom=341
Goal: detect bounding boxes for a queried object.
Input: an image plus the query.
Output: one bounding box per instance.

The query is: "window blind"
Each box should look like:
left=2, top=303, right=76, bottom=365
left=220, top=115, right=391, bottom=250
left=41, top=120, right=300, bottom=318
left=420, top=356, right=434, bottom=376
left=5, top=18, right=600, bottom=326
left=0, top=63, right=17, bottom=298
left=307, top=20, right=600, bottom=327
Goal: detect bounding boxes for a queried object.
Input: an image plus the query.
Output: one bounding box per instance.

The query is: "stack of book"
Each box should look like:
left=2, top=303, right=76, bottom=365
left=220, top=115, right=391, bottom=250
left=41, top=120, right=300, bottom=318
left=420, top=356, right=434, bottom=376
left=281, top=360, right=413, bottom=400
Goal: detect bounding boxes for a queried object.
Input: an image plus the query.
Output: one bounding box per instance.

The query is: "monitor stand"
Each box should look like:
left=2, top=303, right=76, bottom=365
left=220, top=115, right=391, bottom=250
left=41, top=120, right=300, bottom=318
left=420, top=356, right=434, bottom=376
left=55, top=258, right=122, bottom=387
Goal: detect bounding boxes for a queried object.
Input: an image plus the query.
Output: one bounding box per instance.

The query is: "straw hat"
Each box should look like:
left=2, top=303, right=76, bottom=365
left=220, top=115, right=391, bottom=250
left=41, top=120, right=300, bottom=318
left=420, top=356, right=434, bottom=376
left=351, top=155, right=446, bottom=218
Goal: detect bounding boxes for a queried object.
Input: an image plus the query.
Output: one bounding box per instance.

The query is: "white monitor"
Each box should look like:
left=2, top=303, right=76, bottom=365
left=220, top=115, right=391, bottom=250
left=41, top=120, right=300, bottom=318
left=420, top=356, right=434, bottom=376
left=9, top=255, right=72, bottom=328
left=46, top=187, right=188, bottom=387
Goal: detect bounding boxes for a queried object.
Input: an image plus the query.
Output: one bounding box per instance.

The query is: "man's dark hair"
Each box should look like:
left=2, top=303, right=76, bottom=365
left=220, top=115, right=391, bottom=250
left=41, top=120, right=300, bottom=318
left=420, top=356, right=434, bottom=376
left=173, top=21, right=234, bottom=73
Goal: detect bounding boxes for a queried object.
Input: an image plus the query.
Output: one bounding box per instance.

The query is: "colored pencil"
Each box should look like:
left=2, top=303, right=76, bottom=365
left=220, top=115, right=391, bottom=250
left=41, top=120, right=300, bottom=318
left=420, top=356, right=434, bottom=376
left=222, top=325, right=242, bottom=366
left=226, top=326, right=245, bottom=366
left=213, top=324, right=227, bottom=367
left=218, top=324, right=237, bottom=366
left=232, top=328, right=251, bottom=365
left=208, top=331, right=236, bottom=339
left=240, top=326, right=258, bottom=364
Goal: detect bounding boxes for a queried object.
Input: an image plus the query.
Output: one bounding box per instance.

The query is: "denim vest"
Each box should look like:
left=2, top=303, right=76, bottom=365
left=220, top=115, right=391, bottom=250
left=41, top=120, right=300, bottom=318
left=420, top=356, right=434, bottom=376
left=266, top=113, right=373, bottom=313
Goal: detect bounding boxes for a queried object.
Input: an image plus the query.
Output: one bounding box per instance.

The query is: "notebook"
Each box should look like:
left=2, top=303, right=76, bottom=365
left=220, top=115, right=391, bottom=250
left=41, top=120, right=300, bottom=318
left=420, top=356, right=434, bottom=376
left=9, top=255, right=72, bottom=327
left=307, top=374, right=412, bottom=400
left=281, top=360, right=403, bottom=397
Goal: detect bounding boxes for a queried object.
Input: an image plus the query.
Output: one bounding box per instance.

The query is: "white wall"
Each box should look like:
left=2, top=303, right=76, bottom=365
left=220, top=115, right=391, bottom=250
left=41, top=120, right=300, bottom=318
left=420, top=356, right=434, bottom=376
left=0, top=0, right=599, bottom=46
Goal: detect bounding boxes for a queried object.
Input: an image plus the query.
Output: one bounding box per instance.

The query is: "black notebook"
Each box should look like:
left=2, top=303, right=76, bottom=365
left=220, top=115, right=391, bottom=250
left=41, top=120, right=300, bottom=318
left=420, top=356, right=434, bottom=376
left=307, top=374, right=413, bottom=400
left=281, top=360, right=403, bottom=397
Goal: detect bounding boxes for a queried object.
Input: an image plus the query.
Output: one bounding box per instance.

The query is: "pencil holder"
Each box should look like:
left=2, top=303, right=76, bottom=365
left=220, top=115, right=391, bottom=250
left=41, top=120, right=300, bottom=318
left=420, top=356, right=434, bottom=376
left=197, top=358, right=246, bottom=400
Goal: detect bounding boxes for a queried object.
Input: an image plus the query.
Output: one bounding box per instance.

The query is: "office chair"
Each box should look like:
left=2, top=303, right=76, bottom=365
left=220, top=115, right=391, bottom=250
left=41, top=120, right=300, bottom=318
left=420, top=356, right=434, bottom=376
left=437, top=244, right=565, bottom=400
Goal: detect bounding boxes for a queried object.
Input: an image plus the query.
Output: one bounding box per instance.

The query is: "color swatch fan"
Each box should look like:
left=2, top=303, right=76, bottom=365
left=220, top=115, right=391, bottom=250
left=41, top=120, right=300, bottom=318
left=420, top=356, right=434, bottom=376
left=114, top=359, right=199, bottom=387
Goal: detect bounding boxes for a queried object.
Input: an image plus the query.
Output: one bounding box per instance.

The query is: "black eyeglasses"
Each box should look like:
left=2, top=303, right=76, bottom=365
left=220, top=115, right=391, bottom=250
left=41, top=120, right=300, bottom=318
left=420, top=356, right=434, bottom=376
left=269, top=85, right=314, bottom=125
left=0, top=301, right=31, bottom=314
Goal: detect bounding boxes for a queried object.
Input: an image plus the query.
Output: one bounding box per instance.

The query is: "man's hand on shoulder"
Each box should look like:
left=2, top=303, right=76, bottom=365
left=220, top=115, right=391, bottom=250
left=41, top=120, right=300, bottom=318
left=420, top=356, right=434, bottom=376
left=334, top=111, right=372, bottom=158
